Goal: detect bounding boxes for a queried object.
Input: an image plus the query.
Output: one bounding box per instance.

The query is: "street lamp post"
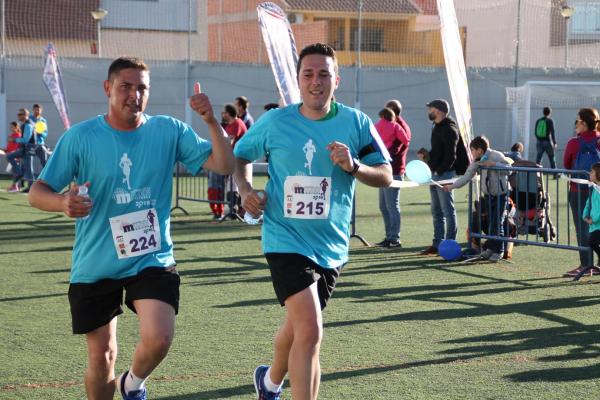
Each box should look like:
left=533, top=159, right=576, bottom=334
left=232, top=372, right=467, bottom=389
left=91, top=8, right=108, bottom=57
left=560, top=4, right=574, bottom=69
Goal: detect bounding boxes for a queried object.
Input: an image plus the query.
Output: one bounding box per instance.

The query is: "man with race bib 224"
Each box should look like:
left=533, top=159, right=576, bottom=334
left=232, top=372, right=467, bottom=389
left=28, top=56, right=234, bottom=400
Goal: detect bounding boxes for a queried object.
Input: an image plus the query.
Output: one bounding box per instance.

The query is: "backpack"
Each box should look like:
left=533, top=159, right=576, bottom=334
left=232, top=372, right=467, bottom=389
left=454, top=135, right=470, bottom=175
left=574, top=136, right=600, bottom=180
left=535, top=117, right=548, bottom=140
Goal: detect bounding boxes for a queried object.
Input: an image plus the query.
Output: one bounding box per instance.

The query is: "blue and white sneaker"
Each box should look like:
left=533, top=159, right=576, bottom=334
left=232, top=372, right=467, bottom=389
left=118, top=370, right=147, bottom=400
left=253, top=365, right=282, bottom=400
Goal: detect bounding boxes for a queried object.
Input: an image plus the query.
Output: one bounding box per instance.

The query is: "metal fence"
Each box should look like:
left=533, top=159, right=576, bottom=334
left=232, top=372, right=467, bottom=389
left=468, top=164, right=593, bottom=278
left=171, top=165, right=242, bottom=222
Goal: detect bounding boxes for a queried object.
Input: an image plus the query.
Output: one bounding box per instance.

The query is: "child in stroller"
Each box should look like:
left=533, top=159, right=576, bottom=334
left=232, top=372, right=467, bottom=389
left=509, top=160, right=556, bottom=243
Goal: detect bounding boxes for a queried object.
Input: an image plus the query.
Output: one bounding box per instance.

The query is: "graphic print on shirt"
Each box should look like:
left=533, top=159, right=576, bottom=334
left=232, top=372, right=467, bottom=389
left=112, top=152, right=155, bottom=209
left=303, top=139, right=316, bottom=175
left=119, top=153, right=133, bottom=190
left=109, top=153, right=160, bottom=258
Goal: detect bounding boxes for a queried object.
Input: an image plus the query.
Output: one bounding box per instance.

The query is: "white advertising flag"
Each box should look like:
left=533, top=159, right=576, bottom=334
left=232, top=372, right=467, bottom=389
left=42, top=43, right=71, bottom=130
left=436, top=0, right=473, bottom=151
left=257, top=2, right=301, bottom=106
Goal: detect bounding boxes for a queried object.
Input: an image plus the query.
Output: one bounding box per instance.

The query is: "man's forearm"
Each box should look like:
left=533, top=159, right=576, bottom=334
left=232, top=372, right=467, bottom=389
left=28, top=181, right=63, bottom=212
left=355, top=163, right=392, bottom=187
left=233, top=158, right=254, bottom=195
left=206, top=118, right=235, bottom=175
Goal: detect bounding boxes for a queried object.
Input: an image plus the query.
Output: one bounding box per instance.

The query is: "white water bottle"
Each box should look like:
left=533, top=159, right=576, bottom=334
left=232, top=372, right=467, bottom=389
left=77, top=185, right=90, bottom=221
left=243, top=191, right=265, bottom=225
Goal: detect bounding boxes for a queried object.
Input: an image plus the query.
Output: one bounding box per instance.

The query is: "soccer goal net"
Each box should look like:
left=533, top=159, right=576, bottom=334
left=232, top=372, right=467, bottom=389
left=506, top=81, right=600, bottom=160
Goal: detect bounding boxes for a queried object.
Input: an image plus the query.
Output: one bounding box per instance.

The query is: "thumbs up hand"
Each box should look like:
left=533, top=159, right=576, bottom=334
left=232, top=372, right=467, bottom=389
left=189, top=82, right=216, bottom=124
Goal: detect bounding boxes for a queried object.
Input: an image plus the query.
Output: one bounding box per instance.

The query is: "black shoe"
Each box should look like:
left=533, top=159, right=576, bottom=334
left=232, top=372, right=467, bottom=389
left=21, top=187, right=30, bottom=193
left=386, top=240, right=402, bottom=248
left=374, top=239, right=389, bottom=247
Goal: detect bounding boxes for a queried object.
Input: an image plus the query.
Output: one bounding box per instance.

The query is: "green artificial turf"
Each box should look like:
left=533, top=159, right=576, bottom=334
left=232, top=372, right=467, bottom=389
left=1, top=176, right=599, bottom=399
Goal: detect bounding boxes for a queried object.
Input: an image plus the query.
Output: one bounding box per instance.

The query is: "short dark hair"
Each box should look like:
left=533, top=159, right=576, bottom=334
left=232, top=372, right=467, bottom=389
left=224, top=103, right=238, bottom=118
left=32, top=104, right=42, bottom=109
left=592, top=162, right=600, bottom=177
left=10, top=121, right=18, bottom=129
left=263, top=102, right=279, bottom=111
left=385, top=100, right=402, bottom=116
left=297, top=43, right=338, bottom=75
left=107, top=56, right=149, bottom=82
left=235, top=96, right=249, bottom=110
left=470, top=135, right=489, bottom=152
left=379, top=107, right=395, bottom=122
left=543, top=107, right=551, bottom=116
left=510, top=142, right=524, bottom=152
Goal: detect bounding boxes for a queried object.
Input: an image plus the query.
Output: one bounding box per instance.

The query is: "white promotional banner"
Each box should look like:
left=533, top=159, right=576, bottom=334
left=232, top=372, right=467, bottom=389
left=0, top=93, right=6, bottom=149
left=436, top=0, right=473, bottom=152
left=42, top=43, right=71, bottom=130
left=257, top=2, right=301, bottom=106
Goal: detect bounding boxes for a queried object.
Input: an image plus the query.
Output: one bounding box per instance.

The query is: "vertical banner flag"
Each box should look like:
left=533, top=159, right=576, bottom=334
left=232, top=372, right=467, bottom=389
left=257, top=2, right=301, bottom=106
left=436, top=0, right=473, bottom=157
left=43, top=43, right=71, bottom=129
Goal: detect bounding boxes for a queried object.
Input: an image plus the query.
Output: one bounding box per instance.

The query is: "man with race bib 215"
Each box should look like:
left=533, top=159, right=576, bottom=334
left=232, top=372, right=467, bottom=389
left=28, top=56, right=234, bottom=400
left=234, top=43, right=392, bottom=400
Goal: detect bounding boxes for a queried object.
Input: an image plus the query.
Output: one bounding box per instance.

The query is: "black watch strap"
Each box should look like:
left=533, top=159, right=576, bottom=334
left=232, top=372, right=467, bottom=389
left=347, top=158, right=361, bottom=176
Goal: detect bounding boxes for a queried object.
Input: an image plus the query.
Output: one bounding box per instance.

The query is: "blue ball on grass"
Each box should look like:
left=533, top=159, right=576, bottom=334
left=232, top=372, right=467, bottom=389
left=438, top=239, right=462, bottom=261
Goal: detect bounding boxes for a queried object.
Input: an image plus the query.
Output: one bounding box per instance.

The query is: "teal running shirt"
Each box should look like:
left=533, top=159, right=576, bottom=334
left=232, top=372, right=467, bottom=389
left=39, top=114, right=212, bottom=283
left=234, top=103, right=390, bottom=268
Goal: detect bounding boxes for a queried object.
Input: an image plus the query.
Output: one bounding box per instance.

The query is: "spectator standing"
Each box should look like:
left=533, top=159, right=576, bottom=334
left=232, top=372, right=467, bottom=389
left=385, top=99, right=412, bottom=145
left=207, top=171, right=226, bottom=220
left=234, top=43, right=392, bottom=400
left=374, top=106, right=410, bottom=248
left=28, top=56, right=234, bottom=400
left=222, top=103, right=247, bottom=146
left=421, top=99, right=459, bottom=255
left=4, top=121, right=22, bottom=192
left=582, top=162, right=600, bottom=275
left=235, top=95, right=254, bottom=129
left=563, top=107, right=600, bottom=277
left=6, top=108, right=35, bottom=192
left=443, top=136, right=511, bottom=262
left=222, top=103, right=248, bottom=215
left=534, top=107, right=558, bottom=174
left=30, top=103, right=49, bottom=166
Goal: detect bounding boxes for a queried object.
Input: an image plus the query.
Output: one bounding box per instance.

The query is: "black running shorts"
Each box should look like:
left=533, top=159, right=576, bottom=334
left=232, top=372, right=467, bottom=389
left=68, top=267, right=180, bottom=334
left=265, top=253, right=342, bottom=309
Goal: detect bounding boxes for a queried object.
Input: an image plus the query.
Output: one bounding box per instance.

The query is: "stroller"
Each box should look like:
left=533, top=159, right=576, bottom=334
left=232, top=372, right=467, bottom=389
left=508, top=160, right=556, bottom=242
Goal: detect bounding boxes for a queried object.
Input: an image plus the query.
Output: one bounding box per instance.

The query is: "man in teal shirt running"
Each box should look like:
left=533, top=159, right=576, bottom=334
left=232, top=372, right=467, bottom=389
left=28, top=56, right=234, bottom=400
left=234, top=43, right=392, bottom=400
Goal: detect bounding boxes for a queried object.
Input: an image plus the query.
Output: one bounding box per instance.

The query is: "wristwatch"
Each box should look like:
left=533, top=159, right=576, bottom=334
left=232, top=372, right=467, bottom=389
left=347, top=158, right=361, bottom=176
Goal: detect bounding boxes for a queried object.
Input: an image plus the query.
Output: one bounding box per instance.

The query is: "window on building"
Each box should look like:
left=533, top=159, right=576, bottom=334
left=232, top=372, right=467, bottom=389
left=350, top=27, right=384, bottom=52
left=571, top=1, right=600, bottom=39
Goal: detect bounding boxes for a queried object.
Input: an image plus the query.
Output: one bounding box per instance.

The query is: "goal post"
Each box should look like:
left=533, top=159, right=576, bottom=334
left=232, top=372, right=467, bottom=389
left=506, top=81, right=600, bottom=160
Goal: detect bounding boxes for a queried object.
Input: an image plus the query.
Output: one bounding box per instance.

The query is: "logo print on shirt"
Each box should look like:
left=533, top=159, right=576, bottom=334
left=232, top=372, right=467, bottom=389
left=303, top=139, right=316, bottom=175
left=320, top=178, right=328, bottom=195
left=147, top=209, right=156, bottom=231
left=119, top=153, right=133, bottom=190
left=112, top=153, right=154, bottom=208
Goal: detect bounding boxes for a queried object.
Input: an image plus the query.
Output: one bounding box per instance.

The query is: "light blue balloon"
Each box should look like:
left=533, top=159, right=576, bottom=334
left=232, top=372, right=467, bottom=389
left=405, top=160, right=432, bottom=184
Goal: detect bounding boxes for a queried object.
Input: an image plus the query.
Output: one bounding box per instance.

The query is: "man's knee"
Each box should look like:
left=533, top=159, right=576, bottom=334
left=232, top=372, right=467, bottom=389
left=142, top=331, right=173, bottom=358
left=293, top=321, right=322, bottom=350
left=88, top=344, right=118, bottom=372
